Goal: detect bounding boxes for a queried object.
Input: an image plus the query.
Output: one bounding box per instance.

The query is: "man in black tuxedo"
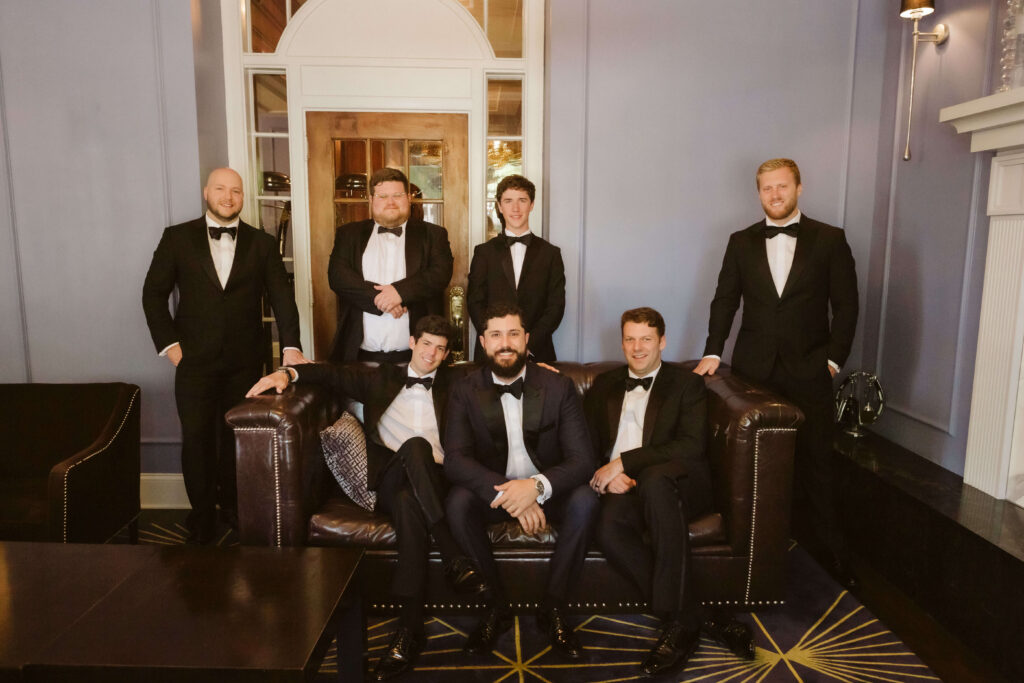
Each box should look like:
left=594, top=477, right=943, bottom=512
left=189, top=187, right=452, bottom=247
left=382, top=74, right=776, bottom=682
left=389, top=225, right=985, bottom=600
left=444, top=303, right=598, bottom=658
left=585, top=307, right=711, bottom=676
left=467, top=175, right=565, bottom=362
left=328, top=167, right=454, bottom=363
left=246, top=315, right=485, bottom=681
left=694, top=158, right=859, bottom=587
left=142, top=167, right=308, bottom=544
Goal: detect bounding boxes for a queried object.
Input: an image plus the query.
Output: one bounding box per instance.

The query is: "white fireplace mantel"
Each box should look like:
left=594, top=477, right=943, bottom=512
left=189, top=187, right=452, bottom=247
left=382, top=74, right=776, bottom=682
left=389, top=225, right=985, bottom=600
left=941, top=90, right=1024, bottom=507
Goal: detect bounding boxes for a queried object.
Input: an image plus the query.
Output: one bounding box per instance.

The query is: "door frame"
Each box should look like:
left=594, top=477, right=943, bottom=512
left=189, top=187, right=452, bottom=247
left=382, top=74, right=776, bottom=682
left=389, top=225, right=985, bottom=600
left=217, top=0, right=546, bottom=353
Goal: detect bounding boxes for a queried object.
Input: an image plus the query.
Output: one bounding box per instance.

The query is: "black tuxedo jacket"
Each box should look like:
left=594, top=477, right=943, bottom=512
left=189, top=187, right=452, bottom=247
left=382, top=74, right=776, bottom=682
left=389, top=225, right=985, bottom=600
left=702, top=216, right=858, bottom=382
left=584, top=363, right=711, bottom=511
left=142, top=217, right=301, bottom=369
left=443, top=364, right=594, bottom=504
left=467, top=234, right=566, bottom=362
left=295, top=362, right=451, bottom=490
left=327, top=218, right=453, bottom=361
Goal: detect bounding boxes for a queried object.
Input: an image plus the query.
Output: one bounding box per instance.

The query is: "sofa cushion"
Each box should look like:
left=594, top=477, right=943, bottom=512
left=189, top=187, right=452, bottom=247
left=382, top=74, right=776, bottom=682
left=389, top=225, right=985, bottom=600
left=308, top=495, right=727, bottom=549
left=320, top=411, right=376, bottom=512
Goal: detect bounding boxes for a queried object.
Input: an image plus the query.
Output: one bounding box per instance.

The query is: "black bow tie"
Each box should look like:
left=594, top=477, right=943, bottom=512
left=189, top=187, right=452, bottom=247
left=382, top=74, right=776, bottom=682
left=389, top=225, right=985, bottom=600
left=405, top=376, right=433, bottom=390
left=625, top=376, right=653, bottom=392
left=495, top=377, right=524, bottom=399
left=377, top=225, right=403, bottom=237
left=763, top=223, right=799, bottom=239
left=505, top=233, right=533, bottom=247
left=208, top=225, right=237, bottom=241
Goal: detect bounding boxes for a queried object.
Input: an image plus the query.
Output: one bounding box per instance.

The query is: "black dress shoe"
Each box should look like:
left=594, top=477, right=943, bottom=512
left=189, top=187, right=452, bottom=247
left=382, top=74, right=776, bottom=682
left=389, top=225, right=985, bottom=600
left=442, top=556, right=489, bottom=595
left=373, top=627, right=421, bottom=680
left=463, top=607, right=513, bottom=654
left=218, top=507, right=239, bottom=531
left=703, top=614, right=755, bottom=660
left=640, top=621, right=699, bottom=676
left=536, top=606, right=583, bottom=659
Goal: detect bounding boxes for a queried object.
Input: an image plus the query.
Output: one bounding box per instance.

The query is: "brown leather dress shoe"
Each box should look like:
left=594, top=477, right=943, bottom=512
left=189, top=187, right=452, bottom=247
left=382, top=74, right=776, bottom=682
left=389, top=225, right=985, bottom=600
left=373, top=627, right=421, bottom=680
left=536, top=606, right=583, bottom=659
left=640, top=621, right=699, bottom=676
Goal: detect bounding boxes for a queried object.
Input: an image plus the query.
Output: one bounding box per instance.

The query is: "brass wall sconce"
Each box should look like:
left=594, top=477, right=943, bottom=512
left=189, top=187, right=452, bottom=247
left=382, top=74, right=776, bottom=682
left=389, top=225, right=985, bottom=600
left=900, top=0, right=950, bottom=160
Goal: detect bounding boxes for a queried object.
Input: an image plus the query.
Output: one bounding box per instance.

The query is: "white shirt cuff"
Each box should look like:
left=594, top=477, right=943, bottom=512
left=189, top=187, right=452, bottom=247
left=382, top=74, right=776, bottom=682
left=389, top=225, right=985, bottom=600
left=159, top=342, right=179, bottom=357
left=703, top=354, right=721, bottom=361
left=531, top=474, right=553, bottom=505
left=828, top=360, right=840, bottom=373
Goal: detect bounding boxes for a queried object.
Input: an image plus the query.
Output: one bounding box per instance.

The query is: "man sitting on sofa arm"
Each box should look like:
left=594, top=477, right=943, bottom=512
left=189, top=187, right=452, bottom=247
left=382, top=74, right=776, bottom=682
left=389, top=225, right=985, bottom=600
left=245, top=315, right=487, bottom=681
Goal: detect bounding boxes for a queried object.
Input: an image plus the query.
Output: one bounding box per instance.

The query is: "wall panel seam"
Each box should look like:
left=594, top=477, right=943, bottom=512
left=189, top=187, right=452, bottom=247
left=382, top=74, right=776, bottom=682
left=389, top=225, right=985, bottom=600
left=574, top=0, right=590, bottom=362
left=150, top=0, right=172, bottom=226
left=838, top=0, right=860, bottom=227
left=0, top=48, right=31, bottom=380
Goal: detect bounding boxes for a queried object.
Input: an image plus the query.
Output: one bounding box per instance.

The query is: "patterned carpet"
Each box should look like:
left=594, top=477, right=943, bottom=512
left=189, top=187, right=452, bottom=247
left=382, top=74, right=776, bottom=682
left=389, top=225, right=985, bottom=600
left=130, top=510, right=939, bottom=682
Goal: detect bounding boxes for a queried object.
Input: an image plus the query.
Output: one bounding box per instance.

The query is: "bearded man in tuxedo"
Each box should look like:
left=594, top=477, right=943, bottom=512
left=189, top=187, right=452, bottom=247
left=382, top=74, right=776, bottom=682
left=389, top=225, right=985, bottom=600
left=694, top=158, right=859, bottom=588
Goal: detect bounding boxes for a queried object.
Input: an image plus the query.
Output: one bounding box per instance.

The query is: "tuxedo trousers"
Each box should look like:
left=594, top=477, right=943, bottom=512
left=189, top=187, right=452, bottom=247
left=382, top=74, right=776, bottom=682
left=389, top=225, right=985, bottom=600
left=596, top=462, right=702, bottom=626
left=446, top=483, right=599, bottom=603
left=763, top=361, right=843, bottom=557
left=374, top=437, right=448, bottom=601
left=174, top=359, right=259, bottom=532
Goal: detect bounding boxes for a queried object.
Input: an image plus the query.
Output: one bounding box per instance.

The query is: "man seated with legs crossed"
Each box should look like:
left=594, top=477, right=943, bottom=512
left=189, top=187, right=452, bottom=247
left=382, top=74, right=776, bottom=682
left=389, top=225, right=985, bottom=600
left=585, top=307, right=713, bottom=676
left=246, top=315, right=486, bottom=680
left=443, top=303, right=599, bottom=658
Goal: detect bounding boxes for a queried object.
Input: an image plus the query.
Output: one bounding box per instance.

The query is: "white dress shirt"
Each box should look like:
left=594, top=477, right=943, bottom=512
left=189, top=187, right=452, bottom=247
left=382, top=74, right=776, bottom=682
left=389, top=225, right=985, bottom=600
left=609, top=365, right=661, bottom=461
left=765, top=211, right=799, bottom=298
left=361, top=223, right=410, bottom=352
left=206, top=215, right=239, bottom=288
left=504, top=228, right=533, bottom=287
left=493, top=367, right=553, bottom=504
left=377, top=367, right=444, bottom=463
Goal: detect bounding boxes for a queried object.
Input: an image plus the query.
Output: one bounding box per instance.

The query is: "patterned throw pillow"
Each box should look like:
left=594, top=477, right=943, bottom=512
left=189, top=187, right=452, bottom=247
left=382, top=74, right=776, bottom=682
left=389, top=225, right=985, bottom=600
left=320, top=411, right=377, bottom=512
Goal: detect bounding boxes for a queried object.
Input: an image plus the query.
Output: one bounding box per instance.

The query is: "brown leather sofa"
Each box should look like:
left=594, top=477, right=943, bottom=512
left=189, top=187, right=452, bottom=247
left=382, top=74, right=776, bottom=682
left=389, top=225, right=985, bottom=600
left=0, top=382, right=141, bottom=543
left=228, top=361, right=801, bottom=610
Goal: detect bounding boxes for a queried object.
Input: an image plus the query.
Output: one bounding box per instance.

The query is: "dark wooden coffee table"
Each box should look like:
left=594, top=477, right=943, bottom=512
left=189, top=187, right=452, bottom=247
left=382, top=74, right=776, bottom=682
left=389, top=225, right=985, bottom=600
left=0, top=542, right=363, bottom=682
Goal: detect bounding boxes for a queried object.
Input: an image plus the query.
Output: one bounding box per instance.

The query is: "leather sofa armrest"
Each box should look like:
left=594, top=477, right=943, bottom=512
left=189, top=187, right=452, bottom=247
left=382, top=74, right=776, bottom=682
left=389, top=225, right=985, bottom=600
left=46, top=383, right=141, bottom=543
left=227, top=384, right=339, bottom=546
left=696, top=363, right=804, bottom=603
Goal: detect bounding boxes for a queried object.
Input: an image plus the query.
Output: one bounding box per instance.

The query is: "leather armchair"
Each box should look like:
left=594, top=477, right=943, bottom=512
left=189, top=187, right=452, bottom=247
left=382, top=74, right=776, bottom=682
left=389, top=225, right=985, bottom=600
left=228, top=362, right=801, bottom=609
left=0, top=382, right=141, bottom=543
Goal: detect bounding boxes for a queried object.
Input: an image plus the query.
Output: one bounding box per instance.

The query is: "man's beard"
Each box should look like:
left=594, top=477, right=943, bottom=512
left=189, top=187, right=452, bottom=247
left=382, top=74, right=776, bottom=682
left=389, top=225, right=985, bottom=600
left=486, top=347, right=527, bottom=379
left=207, top=199, right=241, bottom=224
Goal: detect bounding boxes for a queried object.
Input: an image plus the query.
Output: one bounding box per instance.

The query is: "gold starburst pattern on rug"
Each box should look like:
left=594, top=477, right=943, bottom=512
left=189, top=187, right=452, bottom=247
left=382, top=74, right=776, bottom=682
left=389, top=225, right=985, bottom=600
left=760, top=592, right=941, bottom=682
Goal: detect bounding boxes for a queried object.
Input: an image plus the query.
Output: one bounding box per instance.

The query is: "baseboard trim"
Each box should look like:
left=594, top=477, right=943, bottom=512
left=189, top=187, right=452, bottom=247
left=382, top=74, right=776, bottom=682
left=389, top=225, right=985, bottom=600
left=141, top=473, right=189, bottom=509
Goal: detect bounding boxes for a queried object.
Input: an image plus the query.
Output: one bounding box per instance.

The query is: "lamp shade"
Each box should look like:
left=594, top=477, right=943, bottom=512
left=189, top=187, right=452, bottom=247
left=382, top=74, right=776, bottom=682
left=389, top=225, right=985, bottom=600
left=900, top=0, right=935, bottom=19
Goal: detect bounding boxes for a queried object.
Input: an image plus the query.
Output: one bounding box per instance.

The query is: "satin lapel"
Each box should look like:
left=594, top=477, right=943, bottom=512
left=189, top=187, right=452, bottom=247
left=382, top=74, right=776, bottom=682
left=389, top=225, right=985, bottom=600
left=498, top=241, right=516, bottom=291
left=357, top=222, right=373, bottom=277
left=192, top=222, right=222, bottom=290
left=642, top=369, right=670, bottom=446
left=522, top=379, right=544, bottom=460
left=478, top=382, right=508, bottom=456
left=431, top=369, right=449, bottom=431
left=748, top=222, right=778, bottom=300
left=781, top=221, right=817, bottom=299
left=404, top=222, right=422, bottom=276
left=605, top=370, right=627, bottom=453
left=516, top=239, right=540, bottom=295
left=224, top=224, right=252, bottom=290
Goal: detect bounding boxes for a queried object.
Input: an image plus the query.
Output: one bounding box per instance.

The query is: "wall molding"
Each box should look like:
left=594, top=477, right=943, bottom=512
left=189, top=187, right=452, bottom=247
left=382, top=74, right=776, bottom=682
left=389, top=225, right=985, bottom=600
left=141, top=473, right=189, bottom=509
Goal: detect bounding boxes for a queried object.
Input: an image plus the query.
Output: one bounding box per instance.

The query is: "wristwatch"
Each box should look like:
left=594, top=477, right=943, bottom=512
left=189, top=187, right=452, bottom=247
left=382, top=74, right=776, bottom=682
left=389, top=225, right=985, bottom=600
left=534, top=477, right=545, bottom=497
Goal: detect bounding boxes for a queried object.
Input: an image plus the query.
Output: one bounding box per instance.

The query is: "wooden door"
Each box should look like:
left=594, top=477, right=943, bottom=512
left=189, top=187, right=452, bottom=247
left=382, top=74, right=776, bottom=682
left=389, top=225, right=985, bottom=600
left=306, top=112, right=469, bottom=360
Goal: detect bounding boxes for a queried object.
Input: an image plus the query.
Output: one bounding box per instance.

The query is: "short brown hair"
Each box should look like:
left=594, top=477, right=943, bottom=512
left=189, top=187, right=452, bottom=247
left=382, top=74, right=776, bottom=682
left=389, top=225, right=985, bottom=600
left=756, top=158, right=801, bottom=189
left=413, top=315, right=454, bottom=344
left=481, top=302, right=525, bottom=332
left=494, top=175, right=536, bottom=229
left=620, top=307, right=665, bottom=338
left=370, top=167, right=410, bottom=194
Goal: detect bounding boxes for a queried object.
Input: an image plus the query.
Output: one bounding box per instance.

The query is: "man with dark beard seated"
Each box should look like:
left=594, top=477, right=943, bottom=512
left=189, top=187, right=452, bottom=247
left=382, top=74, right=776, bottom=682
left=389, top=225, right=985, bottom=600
left=443, top=303, right=598, bottom=658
